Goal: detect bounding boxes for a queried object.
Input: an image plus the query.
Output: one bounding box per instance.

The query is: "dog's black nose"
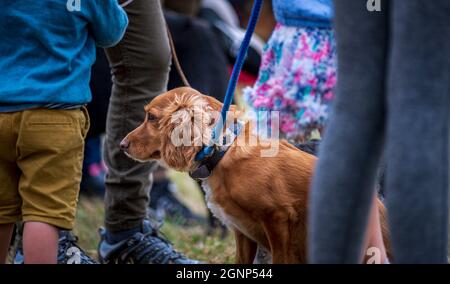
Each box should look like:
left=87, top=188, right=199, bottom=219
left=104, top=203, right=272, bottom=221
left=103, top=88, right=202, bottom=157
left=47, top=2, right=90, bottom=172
left=120, top=139, right=130, bottom=150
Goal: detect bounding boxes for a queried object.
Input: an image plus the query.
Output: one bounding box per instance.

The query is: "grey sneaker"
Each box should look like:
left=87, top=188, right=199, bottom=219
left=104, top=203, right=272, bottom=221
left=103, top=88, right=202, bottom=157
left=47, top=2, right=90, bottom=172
left=12, top=228, right=97, bottom=264
left=98, top=220, right=199, bottom=264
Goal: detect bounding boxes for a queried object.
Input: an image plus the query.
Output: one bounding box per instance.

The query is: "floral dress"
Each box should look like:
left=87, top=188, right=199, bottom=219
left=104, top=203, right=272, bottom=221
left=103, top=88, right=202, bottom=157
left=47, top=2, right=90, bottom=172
left=243, top=24, right=337, bottom=142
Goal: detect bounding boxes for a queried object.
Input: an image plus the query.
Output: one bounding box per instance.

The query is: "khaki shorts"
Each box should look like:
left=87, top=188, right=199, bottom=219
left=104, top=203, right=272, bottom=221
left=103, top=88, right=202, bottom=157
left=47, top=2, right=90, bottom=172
left=0, top=108, right=89, bottom=230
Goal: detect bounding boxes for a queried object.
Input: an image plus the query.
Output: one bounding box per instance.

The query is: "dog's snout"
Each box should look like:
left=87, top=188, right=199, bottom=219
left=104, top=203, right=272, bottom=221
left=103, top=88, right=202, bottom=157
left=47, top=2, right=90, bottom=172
left=120, top=138, right=130, bottom=151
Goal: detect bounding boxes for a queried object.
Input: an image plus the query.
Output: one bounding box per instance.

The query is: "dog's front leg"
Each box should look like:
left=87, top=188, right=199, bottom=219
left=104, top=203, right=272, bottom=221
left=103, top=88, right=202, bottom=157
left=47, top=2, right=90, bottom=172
left=234, top=230, right=257, bottom=264
left=262, top=221, right=297, bottom=264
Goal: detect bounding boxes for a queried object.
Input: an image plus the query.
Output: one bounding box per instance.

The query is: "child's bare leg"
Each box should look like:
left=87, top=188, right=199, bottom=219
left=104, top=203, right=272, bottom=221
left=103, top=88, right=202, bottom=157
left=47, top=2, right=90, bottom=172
left=362, top=197, right=388, bottom=264
left=23, top=222, right=58, bottom=264
left=0, top=223, right=14, bottom=264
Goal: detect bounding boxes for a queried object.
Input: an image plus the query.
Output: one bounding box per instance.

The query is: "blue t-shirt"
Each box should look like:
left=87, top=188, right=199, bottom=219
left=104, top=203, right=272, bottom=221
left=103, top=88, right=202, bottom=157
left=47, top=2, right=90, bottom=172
left=0, top=0, right=128, bottom=112
left=273, top=0, right=334, bottom=28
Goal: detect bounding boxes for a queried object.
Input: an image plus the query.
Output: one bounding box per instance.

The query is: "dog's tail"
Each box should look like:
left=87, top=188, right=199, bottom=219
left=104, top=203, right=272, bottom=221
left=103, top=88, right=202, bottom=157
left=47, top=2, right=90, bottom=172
left=377, top=199, right=393, bottom=261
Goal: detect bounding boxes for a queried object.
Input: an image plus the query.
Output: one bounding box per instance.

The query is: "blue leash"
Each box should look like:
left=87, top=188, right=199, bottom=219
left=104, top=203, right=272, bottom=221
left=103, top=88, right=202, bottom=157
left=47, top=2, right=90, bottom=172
left=195, top=0, right=264, bottom=161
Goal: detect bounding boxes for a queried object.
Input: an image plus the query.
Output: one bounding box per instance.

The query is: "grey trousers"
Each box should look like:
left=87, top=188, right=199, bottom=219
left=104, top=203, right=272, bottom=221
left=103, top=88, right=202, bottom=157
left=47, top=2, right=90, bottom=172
left=103, top=0, right=171, bottom=232
left=309, top=0, right=450, bottom=263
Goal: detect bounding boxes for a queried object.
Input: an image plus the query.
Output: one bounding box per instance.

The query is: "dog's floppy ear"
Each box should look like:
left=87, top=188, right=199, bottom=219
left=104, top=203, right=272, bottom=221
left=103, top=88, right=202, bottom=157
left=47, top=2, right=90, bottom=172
left=202, top=95, right=222, bottom=111
left=202, top=95, right=243, bottom=126
left=159, top=92, right=215, bottom=171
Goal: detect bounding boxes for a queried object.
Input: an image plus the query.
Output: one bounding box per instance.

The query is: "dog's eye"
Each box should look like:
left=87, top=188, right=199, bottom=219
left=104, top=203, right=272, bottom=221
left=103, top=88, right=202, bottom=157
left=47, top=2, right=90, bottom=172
left=147, top=113, right=157, bottom=122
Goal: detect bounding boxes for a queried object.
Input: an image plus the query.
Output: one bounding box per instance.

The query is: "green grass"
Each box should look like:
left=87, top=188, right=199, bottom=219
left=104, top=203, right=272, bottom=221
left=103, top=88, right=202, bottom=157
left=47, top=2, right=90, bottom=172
left=73, top=170, right=235, bottom=263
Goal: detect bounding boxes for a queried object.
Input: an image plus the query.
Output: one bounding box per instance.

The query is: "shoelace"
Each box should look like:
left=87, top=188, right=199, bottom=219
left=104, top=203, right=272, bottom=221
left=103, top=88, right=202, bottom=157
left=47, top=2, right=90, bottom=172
left=147, top=216, right=179, bottom=247
left=141, top=231, right=185, bottom=263
left=118, top=229, right=186, bottom=264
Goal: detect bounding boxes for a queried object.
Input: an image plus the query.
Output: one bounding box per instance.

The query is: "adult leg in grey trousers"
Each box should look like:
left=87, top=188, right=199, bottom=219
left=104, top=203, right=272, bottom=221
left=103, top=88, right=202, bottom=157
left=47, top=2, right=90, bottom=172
left=309, top=0, right=450, bottom=263
left=103, top=0, right=170, bottom=233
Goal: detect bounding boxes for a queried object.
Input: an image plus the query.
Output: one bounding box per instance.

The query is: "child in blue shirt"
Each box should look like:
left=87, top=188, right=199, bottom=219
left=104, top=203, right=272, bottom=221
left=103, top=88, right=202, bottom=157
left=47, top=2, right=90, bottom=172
left=0, top=0, right=128, bottom=263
